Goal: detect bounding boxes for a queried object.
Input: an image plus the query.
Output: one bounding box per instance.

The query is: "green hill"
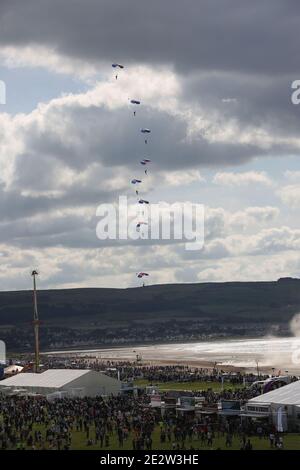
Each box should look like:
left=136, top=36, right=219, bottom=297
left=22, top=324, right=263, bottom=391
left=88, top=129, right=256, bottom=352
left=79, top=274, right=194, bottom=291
left=0, top=277, right=299, bottom=326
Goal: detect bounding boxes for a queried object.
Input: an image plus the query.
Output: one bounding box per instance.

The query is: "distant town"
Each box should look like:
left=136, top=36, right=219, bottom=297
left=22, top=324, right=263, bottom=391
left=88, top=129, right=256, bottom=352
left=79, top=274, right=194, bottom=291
left=1, top=319, right=290, bottom=352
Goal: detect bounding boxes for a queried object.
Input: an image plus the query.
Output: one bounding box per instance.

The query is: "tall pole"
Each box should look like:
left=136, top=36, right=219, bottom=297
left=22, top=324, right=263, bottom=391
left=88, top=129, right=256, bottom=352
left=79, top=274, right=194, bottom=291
left=256, top=359, right=260, bottom=377
left=32, top=270, right=40, bottom=373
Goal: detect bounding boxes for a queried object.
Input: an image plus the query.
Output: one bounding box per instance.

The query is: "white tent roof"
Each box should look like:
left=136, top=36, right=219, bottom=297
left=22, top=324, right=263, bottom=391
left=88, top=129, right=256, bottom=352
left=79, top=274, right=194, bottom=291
left=4, top=365, right=24, bottom=374
left=249, top=380, right=300, bottom=406
left=0, top=369, right=90, bottom=389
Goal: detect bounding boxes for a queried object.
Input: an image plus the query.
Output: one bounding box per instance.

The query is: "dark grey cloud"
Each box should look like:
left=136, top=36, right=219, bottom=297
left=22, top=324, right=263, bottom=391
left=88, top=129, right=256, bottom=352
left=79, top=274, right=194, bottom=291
left=12, top=100, right=290, bottom=186
left=182, top=72, right=300, bottom=138
left=0, top=0, right=299, bottom=75
left=0, top=183, right=120, bottom=224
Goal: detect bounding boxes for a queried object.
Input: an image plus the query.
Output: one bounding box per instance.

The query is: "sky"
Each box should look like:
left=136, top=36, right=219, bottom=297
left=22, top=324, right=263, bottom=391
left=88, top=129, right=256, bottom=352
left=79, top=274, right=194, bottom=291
left=0, top=0, right=300, bottom=290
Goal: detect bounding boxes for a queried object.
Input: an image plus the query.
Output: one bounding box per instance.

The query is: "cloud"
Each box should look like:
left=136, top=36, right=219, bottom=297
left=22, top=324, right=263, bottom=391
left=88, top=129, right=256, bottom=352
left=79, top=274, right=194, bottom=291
left=278, top=185, right=300, bottom=208
left=227, top=207, right=280, bottom=231
left=284, top=170, right=300, bottom=181
left=0, top=212, right=297, bottom=289
left=162, top=170, right=205, bottom=187
left=0, top=1, right=298, bottom=289
left=213, top=171, right=273, bottom=187
left=206, top=226, right=300, bottom=258
left=0, top=1, right=298, bottom=76
left=0, top=67, right=291, bottom=234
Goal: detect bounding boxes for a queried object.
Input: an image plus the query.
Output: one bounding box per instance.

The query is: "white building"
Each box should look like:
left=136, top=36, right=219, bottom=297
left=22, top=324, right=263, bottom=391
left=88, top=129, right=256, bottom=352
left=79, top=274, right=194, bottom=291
left=0, top=369, right=121, bottom=398
left=245, top=380, right=300, bottom=431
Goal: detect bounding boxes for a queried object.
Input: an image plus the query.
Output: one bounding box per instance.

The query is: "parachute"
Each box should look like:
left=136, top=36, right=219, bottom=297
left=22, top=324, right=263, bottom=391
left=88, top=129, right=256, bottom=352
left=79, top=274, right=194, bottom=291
left=140, top=159, right=151, bottom=165
left=141, top=129, right=151, bottom=144
left=131, top=179, right=142, bottom=184
left=138, top=199, right=149, bottom=204
left=112, top=63, right=124, bottom=80
left=130, top=100, right=141, bottom=116
left=137, top=272, right=149, bottom=278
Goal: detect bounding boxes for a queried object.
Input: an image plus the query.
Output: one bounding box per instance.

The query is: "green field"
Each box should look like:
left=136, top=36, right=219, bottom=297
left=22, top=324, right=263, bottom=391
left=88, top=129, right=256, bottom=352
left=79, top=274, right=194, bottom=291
left=134, top=379, right=243, bottom=392
left=13, top=424, right=300, bottom=450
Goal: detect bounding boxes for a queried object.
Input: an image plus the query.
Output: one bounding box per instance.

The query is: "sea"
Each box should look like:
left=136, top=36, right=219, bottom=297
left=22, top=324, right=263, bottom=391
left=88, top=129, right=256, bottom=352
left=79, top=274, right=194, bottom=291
left=45, top=336, right=300, bottom=372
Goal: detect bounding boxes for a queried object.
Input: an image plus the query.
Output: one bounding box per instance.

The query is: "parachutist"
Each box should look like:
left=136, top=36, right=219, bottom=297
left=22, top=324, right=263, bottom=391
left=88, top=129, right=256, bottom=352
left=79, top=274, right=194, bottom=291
left=110, top=66, right=152, bottom=287
left=130, top=100, right=140, bottom=116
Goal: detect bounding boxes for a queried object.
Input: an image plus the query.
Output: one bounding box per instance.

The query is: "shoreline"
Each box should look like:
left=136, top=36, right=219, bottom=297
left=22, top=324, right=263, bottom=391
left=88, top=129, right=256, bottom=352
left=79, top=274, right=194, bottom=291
left=9, top=336, right=299, bottom=375
left=39, top=335, right=268, bottom=355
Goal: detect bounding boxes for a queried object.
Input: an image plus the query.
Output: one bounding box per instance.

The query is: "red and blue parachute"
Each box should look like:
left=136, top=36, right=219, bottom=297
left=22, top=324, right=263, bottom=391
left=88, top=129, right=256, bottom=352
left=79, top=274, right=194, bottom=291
left=112, top=63, right=124, bottom=69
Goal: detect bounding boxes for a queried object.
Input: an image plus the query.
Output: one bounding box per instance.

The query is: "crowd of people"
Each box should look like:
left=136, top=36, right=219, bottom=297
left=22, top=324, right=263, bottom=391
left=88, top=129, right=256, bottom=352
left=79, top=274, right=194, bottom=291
left=0, top=394, right=152, bottom=450
left=0, top=387, right=286, bottom=451
left=102, top=364, right=269, bottom=385
left=1, top=358, right=297, bottom=450
left=11, top=356, right=271, bottom=386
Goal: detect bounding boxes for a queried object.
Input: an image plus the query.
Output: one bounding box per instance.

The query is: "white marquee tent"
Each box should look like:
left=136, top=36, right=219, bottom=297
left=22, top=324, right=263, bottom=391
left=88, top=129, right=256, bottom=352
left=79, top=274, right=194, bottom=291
left=245, top=380, right=300, bottom=431
left=248, top=380, right=300, bottom=406
left=0, top=369, right=121, bottom=397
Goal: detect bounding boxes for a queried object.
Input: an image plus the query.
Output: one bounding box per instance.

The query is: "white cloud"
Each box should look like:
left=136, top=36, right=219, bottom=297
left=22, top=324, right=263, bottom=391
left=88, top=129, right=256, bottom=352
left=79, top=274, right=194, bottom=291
left=162, top=170, right=205, bottom=187
left=284, top=170, right=300, bottom=181
left=0, top=45, right=99, bottom=81
left=227, top=206, right=280, bottom=231
left=193, top=252, right=300, bottom=283
left=204, top=226, right=300, bottom=259
left=213, top=171, right=273, bottom=187
left=278, top=185, right=300, bottom=208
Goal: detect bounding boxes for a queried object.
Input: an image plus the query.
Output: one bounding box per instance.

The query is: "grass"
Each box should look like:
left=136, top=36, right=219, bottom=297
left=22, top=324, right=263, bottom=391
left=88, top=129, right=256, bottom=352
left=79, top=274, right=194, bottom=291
left=17, top=424, right=300, bottom=450
left=71, top=429, right=300, bottom=450
left=134, top=379, right=243, bottom=392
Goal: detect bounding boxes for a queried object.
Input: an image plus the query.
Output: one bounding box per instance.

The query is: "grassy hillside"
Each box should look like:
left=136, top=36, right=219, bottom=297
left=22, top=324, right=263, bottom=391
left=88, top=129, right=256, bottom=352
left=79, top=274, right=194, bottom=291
left=0, top=277, right=299, bottom=326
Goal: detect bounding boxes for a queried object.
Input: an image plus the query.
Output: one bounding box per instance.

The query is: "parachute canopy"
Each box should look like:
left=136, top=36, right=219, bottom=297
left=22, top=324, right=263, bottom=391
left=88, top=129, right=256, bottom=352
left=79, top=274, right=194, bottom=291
left=131, top=179, right=142, bottom=184
left=112, top=63, right=124, bottom=69
left=138, top=199, right=149, bottom=204
left=137, top=272, right=149, bottom=278
left=141, top=128, right=151, bottom=134
left=130, top=100, right=141, bottom=105
left=140, top=159, right=151, bottom=165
